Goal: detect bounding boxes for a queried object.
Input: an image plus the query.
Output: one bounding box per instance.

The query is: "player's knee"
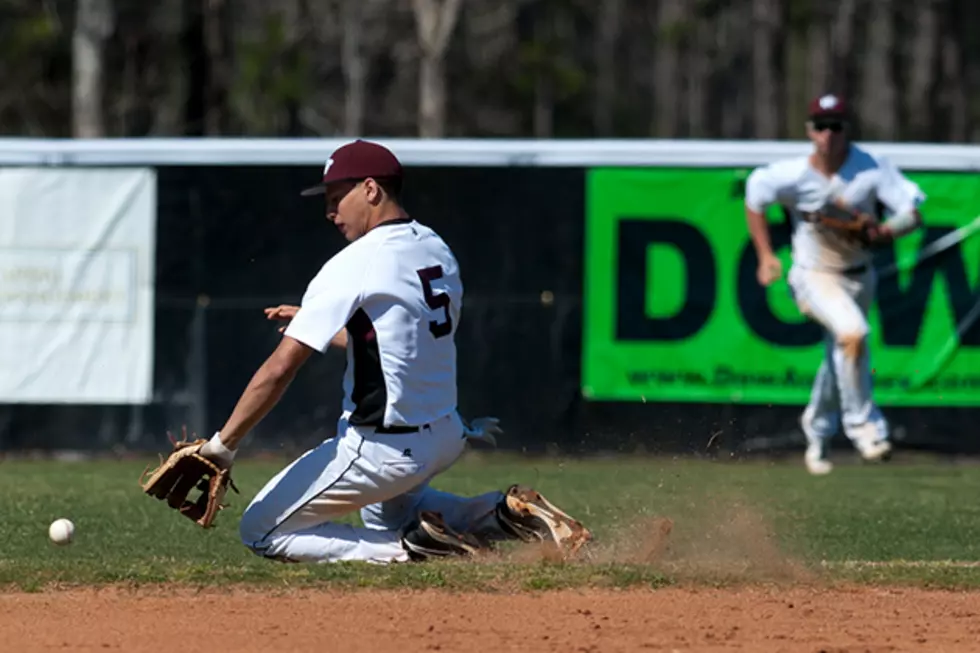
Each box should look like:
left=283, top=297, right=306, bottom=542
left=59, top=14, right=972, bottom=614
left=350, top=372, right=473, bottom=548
left=837, top=330, right=867, bottom=360
left=240, top=529, right=261, bottom=555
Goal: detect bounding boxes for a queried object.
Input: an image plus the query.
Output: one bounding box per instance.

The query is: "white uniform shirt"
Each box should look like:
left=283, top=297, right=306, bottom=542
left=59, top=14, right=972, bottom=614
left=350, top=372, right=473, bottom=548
left=744, top=144, right=926, bottom=272
left=284, top=218, right=462, bottom=428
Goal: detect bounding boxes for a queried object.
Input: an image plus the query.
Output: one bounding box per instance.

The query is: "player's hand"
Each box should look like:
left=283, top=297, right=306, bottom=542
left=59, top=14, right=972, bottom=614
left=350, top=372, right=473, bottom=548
left=756, top=253, right=783, bottom=287
left=826, top=199, right=880, bottom=244
left=863, top=222, right=894, bottom=244
left=462, top=416, right=502, bottom=448
left=264, top=305, right=300, bottom=333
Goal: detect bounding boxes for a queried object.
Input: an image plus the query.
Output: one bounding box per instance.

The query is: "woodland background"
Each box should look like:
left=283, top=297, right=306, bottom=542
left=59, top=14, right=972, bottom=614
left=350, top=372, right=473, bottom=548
left=2, top=0, right=978, bottom=143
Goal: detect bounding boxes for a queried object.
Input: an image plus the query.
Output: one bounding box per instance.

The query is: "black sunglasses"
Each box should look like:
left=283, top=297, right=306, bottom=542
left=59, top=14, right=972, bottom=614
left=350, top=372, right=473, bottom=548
left=812, top=120, right=845, bottom=133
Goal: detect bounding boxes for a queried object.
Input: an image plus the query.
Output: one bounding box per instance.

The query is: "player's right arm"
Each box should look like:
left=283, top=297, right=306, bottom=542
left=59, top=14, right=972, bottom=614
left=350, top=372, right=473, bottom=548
left=207, top=252, right=367, bottom=455
left=744, top=162, right=796, bottom=287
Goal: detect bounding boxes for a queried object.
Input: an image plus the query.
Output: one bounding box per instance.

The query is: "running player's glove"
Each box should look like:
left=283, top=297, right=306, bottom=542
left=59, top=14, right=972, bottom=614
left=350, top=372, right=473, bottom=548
left=462, top=416, right=503, bottom=448
left=804, top=199, right=878, bottom=244
left=139, top=427, right=239, bottom=528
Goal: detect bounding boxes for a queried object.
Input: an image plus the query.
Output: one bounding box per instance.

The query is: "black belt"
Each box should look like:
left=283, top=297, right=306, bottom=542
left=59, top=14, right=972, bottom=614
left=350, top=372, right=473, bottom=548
left=374, top=424, right=429, bottom=434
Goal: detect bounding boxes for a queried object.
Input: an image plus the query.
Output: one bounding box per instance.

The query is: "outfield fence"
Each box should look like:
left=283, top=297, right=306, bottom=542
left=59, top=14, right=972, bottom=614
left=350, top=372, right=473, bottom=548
left=2, top=138, right=980, bottom=456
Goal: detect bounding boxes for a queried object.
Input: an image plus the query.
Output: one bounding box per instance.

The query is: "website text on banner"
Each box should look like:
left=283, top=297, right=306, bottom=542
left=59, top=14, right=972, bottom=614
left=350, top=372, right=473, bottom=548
left=583, top=168, right=980, bottom=407
left=0, top=168, right=156, bottom=404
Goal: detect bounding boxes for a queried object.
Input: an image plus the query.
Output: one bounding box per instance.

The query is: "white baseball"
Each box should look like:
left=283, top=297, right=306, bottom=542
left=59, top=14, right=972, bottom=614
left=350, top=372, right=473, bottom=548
left=48, top=518, right=75, bottom=546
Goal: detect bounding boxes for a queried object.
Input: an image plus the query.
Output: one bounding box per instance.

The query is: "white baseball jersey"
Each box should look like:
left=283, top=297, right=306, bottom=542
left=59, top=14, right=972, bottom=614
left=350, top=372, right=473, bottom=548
left=284, top=218, right=462, bottom=428
left=745, top=144, right=926, bottom=272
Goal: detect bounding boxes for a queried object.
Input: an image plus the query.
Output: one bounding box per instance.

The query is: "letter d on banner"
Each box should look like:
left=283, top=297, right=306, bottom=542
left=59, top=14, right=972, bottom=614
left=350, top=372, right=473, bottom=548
left=616, top=219, right=715, bottom=341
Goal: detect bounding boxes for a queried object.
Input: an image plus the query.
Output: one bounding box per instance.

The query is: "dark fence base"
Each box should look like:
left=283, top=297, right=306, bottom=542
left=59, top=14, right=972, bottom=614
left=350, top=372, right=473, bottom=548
left=1, top=398, right=977, bottom=458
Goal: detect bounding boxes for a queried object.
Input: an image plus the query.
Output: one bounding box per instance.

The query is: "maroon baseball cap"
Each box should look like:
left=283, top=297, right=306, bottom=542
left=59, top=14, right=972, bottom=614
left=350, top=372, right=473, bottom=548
left=300, top=139, right=403, bottom=197
left=807, top=94, right=849, bottom=120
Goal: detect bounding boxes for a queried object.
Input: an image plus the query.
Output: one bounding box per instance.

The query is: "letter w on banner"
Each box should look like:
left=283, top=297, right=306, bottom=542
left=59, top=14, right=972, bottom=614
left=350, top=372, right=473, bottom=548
left=0, top=168, right=156, bottom=403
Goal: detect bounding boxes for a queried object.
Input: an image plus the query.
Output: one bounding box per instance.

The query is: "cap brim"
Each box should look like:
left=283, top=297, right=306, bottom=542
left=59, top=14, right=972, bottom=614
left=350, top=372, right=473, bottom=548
left=809, top=112, right=848, bottom=120
left=300, top=183, right=326, bottom=197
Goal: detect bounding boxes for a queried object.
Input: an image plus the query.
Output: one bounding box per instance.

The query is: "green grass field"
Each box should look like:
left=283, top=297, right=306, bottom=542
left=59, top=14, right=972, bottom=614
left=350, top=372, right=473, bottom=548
left=3, top=451, right=980, bottom=591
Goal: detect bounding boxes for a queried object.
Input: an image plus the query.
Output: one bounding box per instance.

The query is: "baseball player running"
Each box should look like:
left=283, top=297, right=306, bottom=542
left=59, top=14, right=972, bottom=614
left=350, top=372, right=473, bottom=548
left=744, top=95, right=925, bottom=475
left=191, top=139, right=591, bottom=562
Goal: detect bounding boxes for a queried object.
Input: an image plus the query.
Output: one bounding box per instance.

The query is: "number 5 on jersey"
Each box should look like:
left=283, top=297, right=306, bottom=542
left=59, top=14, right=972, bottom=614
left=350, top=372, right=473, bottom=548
left=417, top=266, right=453, bottom=338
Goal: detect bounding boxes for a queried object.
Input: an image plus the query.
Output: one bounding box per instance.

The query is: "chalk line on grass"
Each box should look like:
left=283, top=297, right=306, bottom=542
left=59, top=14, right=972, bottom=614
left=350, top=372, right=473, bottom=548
left=821, top=560, right=980, bottom=570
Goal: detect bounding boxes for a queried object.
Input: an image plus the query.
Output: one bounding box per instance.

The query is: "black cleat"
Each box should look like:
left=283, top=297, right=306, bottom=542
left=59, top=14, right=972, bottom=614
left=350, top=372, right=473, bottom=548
left=401, top=511, right=483, bottom=561
left=495, top=485, right=593, bottom=556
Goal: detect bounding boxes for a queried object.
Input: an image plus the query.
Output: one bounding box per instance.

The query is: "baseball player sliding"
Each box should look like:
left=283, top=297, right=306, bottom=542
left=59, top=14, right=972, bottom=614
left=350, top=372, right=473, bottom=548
left=744, top=95, right=925, bottom=475
left=142, top=139, right=591, bottom=562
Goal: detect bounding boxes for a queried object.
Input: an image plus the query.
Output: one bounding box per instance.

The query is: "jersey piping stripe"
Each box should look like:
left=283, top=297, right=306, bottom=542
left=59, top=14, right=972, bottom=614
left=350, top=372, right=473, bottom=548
left=347, top=308, right=387, bottom=426
left=256, top=435, right=366, bottom=545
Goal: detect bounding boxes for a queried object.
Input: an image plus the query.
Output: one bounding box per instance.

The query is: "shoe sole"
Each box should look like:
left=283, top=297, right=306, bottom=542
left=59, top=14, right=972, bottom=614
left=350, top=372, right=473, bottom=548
left=406, top=512, right=482, bottom=559
left=504, top=486, right=593, bottom=556
left=805, top=460, right=833, bottom=475
left=403, top=538, right=467, bottom=559
left=805, top=445, right=833, bottom=476
left=860, top=440, right=892, bottom=462
left=801, top=412, right=835, bottom=475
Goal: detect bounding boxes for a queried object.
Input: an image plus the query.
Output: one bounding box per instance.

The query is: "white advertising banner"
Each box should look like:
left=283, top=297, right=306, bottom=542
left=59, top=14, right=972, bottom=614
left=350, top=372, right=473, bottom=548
left=0, top=168, right=156, bottom=403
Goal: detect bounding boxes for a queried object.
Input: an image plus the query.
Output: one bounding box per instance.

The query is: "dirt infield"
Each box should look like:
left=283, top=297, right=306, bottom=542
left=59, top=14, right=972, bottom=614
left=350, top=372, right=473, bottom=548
left=2, top=586, right=979, bottom=652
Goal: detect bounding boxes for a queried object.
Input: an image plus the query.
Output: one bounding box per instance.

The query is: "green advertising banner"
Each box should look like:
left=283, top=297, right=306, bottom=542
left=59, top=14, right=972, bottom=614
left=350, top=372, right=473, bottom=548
left=583, top=167, right=980, bottom=406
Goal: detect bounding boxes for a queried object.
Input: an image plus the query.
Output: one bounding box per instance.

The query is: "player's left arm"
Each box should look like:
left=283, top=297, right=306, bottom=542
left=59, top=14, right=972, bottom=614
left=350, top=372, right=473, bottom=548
left=744, top=162, right=797, bottom=286
left=871, top=158, right=926, bottom=243
left=265, top=304, right=348, bottom=348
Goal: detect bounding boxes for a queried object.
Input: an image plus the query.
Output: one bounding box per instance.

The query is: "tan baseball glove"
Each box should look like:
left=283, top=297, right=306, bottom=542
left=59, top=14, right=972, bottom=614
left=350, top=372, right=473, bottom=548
left=803, top=199, right=879, bottom=244
left=139, top=426, right=239, bottom=528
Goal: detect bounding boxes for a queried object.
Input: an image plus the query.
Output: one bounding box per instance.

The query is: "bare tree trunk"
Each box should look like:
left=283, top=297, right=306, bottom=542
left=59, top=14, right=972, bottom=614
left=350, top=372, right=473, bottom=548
left=532, top=2, right=563, bottom=139
left=342, top=0, right=366, bottom=135
left=532, top=7, right=550, bottom=138
left=651, top=0, right=685, bottom=137
left=297, top=0, right=349, bottom=136
left=182, top=0, right=206, bottom=135
left=906, top=0, right=940, bottom=140
left=713, top=5, right=749, bottom=139
left=807, top=7, right=830, bottom=99
left=830, top=0, right=858, bottom=99
left=73, top=0, right=114, bottom=137
left=119, top=31, right=138, bottom=135
left=413, top=0, right=463, bottom=137
left=783, top=27, right=810, bottom=136
left=533, top=68, right=553, bottom=138
left=686, top=19, right=709, bottom=137
left=419, top=55, right=447, bottom=137
left=752, top=0, right=783, bottom=139
left=459, top=1, right=523, bottom=135
left=149, top=0, right=186, bottom=135
left=593, top=0, right=622, bottom=137
left=941, top=0, right=975, bottom=142
left=280, top=0, right=309, bottom=136
left=941, top=31, right=968, bottom=142
left=860, top=0, right=898, bottom=140
left=965, top=0, right=980, bottom=141
left=204, top=0, right=231, bottom=135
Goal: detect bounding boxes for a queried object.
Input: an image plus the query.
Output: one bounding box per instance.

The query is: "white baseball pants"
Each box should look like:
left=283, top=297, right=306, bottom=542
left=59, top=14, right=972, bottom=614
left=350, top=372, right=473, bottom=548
left=788, top=265, right=889, bottom=448
left=238, top=411, right=506, bottom=563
